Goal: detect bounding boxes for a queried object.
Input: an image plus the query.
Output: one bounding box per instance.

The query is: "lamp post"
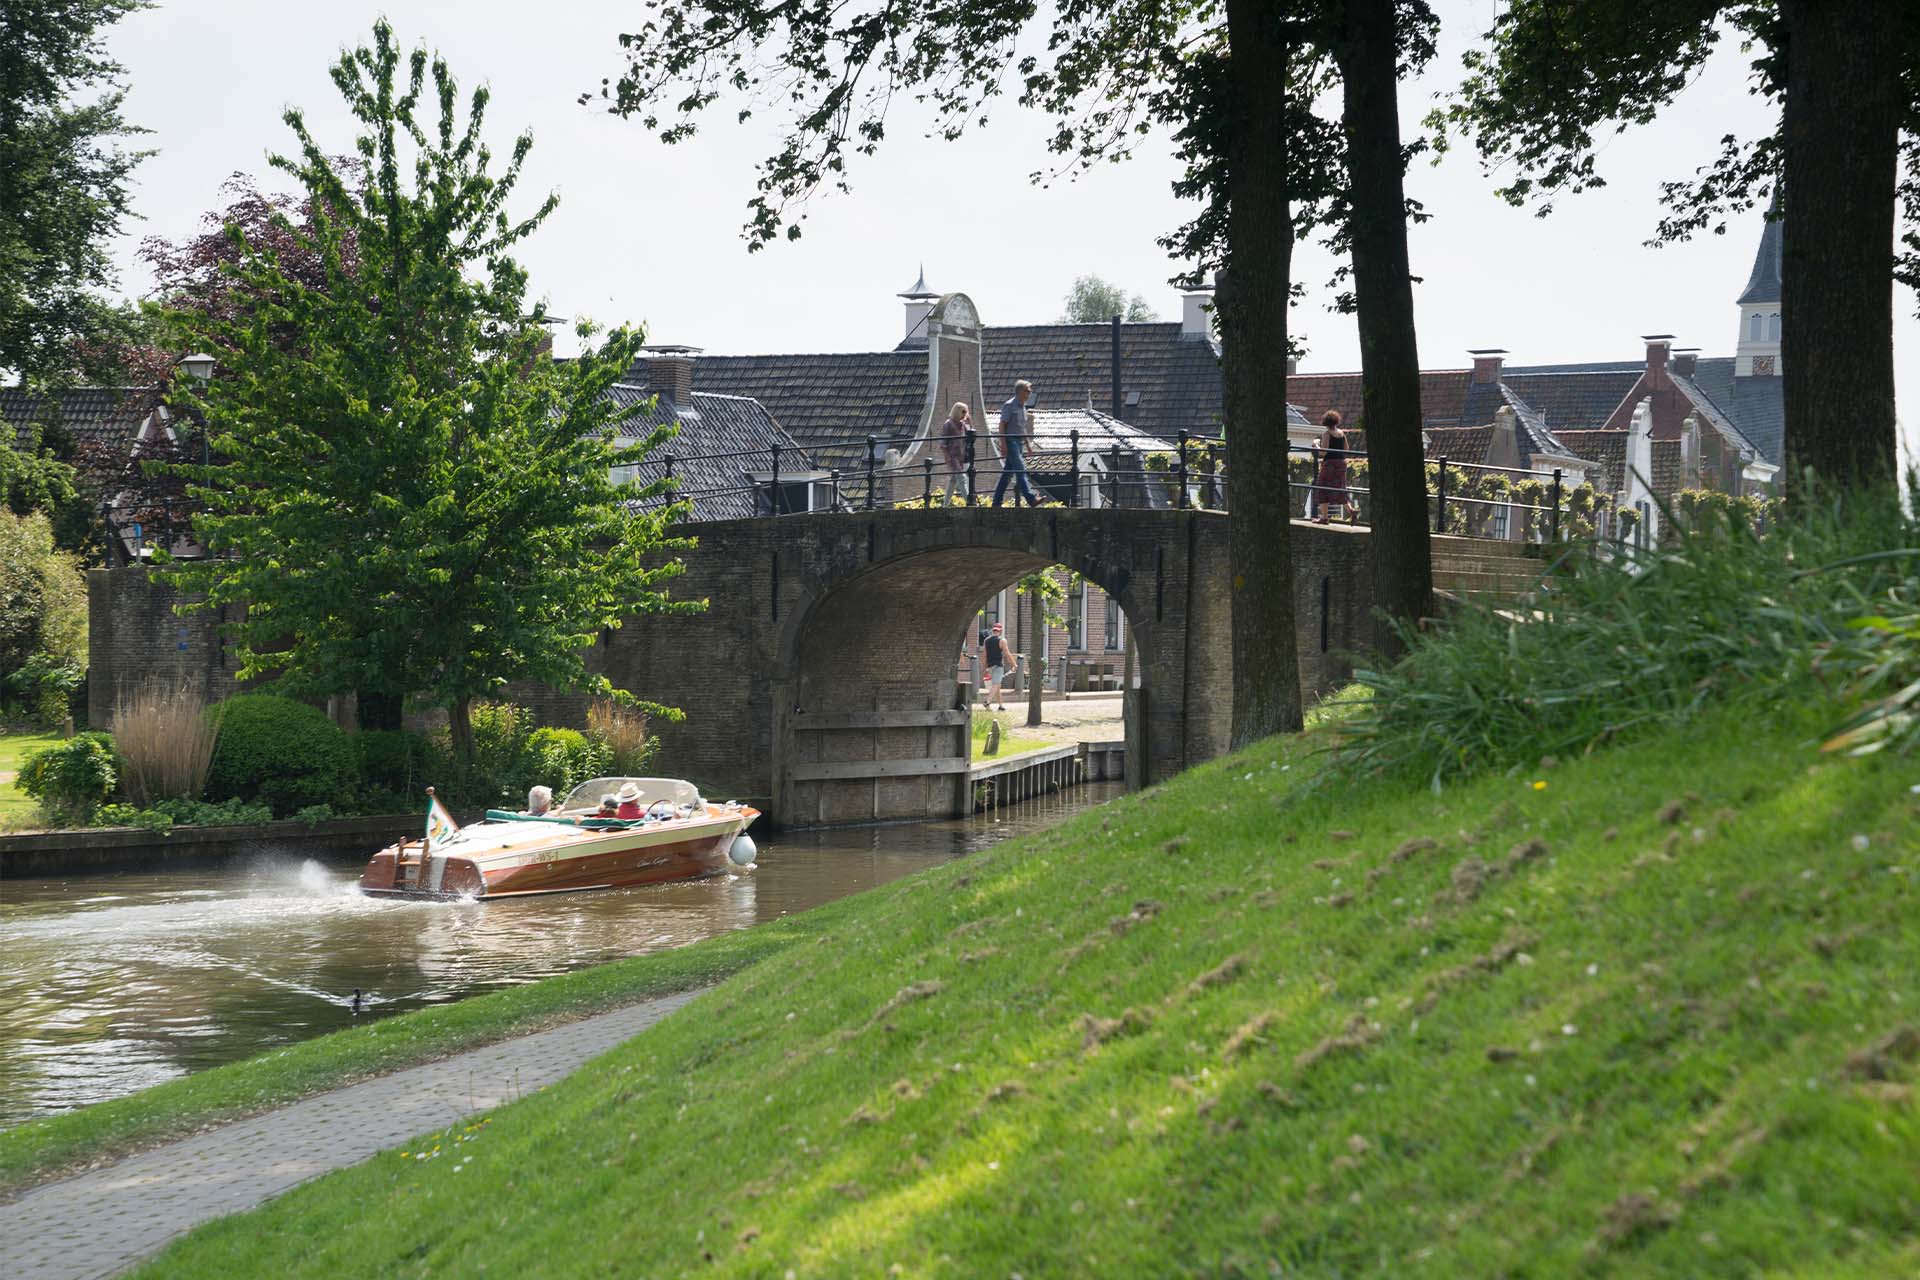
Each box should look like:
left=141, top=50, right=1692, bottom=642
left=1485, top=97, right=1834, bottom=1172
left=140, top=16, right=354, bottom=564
left=180, top=353, right=215, bottom=466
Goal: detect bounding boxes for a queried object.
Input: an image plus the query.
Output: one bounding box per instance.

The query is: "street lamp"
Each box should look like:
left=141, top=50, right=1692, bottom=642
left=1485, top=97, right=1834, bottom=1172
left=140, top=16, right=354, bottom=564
left=178, top=353, right=215, bottom=467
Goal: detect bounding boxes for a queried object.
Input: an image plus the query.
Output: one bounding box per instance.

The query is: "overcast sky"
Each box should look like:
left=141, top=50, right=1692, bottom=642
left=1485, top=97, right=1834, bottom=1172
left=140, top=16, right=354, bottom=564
left=105, top=1, right=1912, bottom=449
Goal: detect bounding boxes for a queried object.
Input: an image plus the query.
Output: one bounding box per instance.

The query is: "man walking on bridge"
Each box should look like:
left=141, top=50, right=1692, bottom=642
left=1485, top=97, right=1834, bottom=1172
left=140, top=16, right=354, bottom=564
left=992, top=379, right=1041, bottom=508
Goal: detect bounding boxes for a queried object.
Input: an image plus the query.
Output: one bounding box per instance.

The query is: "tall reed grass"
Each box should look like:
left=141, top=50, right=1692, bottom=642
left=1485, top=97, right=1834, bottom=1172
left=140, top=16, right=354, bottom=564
left=115, top=681, right=222, bottom=806
left=587, top=699, right=657, bottom=775
left=1335, top=480, right=1915, bottom=788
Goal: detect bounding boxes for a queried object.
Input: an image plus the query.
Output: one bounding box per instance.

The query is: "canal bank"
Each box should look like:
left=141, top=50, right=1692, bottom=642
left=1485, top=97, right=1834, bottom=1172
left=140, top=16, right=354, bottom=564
left=0, top=780, right=1123, bottom=1144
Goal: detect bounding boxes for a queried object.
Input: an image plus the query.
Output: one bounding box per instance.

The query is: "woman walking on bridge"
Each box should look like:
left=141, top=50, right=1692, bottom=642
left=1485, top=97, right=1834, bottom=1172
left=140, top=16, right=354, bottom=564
left=1312, top=410, right=1357, bottom=524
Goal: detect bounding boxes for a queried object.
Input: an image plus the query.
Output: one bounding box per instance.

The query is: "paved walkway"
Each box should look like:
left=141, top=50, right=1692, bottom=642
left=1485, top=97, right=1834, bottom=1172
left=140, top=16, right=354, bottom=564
left=0, top=989, right=702, bottom=1280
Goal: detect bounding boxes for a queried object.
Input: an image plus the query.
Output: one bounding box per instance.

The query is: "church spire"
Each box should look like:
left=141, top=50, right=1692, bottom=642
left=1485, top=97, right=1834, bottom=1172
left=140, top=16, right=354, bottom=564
left=1735, top=190, right=1782, bottom=377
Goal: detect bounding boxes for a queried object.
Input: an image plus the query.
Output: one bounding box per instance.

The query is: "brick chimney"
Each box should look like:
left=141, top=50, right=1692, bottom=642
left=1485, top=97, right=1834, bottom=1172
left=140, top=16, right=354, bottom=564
left=1468, top=348, right=1507, bottom=384
left=1642, top=334, right=1674, bottom=376
left=1671, top=347, right=1699, bottom=377
left=643, top=345, right=700, bottom=406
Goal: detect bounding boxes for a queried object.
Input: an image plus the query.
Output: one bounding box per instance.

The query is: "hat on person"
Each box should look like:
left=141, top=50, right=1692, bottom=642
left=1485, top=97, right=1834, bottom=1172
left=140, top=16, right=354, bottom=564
left=615, top=781, right=643, bottom=803
left=991, top=622, right=1003, bottom=631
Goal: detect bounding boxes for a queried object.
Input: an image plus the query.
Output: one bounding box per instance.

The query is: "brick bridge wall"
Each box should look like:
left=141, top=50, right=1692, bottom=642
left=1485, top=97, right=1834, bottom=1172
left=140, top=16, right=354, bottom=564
left=87, top=512, right=1372, bottom=826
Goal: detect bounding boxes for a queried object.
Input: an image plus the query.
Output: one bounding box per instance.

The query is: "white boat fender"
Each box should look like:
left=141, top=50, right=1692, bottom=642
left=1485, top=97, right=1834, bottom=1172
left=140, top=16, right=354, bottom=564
left=728, top=834, right=758, bottom=867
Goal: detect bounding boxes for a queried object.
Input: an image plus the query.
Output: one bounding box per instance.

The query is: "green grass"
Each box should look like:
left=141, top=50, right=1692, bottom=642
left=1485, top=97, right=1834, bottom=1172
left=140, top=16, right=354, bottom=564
left=0, top=729, right=60, bottom=828
left=122, top=691, right=1919, bottom=1276
left=971, top=709, right=1048, bottom=759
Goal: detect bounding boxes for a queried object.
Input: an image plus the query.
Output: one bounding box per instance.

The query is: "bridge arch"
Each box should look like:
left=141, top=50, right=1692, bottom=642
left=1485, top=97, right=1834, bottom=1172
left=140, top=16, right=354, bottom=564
left=590, top=507, right=1367, bottom=826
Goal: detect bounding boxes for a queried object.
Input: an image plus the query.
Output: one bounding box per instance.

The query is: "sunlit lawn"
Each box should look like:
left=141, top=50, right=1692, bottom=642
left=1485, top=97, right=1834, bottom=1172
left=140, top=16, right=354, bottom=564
left=0, top=728, right=60, bottom=829
left=125, top=693, right=1920, bottom=1277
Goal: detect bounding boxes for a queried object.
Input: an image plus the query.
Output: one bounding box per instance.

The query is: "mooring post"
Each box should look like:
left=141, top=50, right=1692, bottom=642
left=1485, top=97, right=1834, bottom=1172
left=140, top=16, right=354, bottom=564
left=770, top=443, right=782, bottom=515
left=1549, top=468, right=1563, bottom=543
left=865, top=435, right=877, bottom=510
left=923, top=456, right=934, bottom=505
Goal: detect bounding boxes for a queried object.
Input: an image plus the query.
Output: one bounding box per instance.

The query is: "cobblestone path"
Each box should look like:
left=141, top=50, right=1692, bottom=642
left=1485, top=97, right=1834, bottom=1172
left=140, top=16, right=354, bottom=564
left=0, top=989, right=702, bottom=1280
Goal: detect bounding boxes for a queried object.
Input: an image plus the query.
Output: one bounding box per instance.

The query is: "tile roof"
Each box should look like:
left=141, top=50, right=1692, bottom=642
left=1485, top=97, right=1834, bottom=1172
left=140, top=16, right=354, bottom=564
left=641, top=321, right=1230, bottom=457
left=1552, top=430, right=1628, bottom=492
left=607, top=385, right=812, bottom=522
left=1, top=386, right=163, bottom=473
left=1425, top=424, right=1493, bottom=465
left=633, top=350, right=927, bottom=453
left=1682, top=358, right=1784, bottom=464
left=1668, top=369, right=1765, bottom=460
left=1285, top=370, right=1473, bottom=431
left=980, top=323, right=1225, bottom=440
left=1498, top=368, right=1641, bottom=432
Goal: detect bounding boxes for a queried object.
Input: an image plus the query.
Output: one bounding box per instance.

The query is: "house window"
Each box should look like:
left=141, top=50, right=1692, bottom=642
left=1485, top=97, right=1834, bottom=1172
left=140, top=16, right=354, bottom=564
left=981, top=590, right=1002, bottom=639
left=1749, top=313, right=1763, bottom=341
left=1103, top=593, right=1122, bottom=651
left=1066, top=582, right=1087, bottom=651
left=1768, top=313, right=1781, bottom=341
left=754, top=480, right=815, bottom=515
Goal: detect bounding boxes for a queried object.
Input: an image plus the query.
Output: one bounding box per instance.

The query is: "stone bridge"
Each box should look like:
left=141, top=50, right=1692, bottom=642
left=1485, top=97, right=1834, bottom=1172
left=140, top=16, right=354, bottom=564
left=593, top=508, right=1372, bottom=826
left=86, top=507, right=1377, bottom=829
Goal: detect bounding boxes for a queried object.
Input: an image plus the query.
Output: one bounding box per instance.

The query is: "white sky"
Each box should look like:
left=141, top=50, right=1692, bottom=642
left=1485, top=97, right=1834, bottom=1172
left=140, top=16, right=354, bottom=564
left=106, top=1, right=1912, bottom=451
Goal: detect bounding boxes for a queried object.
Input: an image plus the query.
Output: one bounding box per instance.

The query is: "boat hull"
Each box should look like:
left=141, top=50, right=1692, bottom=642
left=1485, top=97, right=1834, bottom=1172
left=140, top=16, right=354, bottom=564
left=359, top=807, right=757, bottom=900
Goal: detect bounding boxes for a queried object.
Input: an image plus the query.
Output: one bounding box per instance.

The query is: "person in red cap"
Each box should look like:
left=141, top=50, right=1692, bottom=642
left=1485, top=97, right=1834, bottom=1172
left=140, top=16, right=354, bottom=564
left=981, top=621, right=1017, bottom=711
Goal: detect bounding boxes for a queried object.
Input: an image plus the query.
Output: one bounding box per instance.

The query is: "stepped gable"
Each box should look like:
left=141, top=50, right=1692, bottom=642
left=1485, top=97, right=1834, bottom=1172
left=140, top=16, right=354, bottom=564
left=976, top=321, right=1223, bottom=440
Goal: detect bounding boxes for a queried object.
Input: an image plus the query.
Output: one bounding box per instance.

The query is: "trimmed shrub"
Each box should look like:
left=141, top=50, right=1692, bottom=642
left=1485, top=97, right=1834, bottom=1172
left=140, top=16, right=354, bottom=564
left=204, top=694, right=357, bottom=817
left=354, top=729, right=432, bottom=801
left=18, top=732, right=117, bottom=824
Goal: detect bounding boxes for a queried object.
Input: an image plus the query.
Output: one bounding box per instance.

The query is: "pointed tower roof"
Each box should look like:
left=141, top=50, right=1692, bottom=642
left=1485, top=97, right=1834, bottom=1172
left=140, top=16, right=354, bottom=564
left=1737, top=190, right=1783, bottom=306
left=899, top=264, right=937, bottom=300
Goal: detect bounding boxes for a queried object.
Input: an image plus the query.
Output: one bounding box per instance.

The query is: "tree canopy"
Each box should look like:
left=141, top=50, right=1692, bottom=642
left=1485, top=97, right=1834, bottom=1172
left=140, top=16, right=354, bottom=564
left=1061, top=275, right=1158, bottom=323
left=0, top=0, right=150, bottom=387
left=163, top=20, right=698, bottom=751
left=1432, top=0, right=1916, bottom=487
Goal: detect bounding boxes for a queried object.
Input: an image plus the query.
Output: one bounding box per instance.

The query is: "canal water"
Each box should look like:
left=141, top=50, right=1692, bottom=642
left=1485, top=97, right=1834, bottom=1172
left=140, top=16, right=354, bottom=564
left=0, top=783, right=1120, bottom=1129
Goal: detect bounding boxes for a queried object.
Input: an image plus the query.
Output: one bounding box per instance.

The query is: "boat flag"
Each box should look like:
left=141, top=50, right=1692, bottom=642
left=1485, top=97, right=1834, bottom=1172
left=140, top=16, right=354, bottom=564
left=425, top=790, right=461, bottom=852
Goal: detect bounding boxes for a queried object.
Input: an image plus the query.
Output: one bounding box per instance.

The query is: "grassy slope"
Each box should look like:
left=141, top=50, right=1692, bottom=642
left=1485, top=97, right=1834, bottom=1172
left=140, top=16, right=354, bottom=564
left=131, top=697, right=1919, bottom=1277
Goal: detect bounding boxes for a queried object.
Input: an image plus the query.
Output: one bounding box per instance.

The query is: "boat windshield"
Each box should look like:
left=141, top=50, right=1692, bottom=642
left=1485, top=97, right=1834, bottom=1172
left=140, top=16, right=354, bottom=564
left=558, top=777, right=704, bottom=814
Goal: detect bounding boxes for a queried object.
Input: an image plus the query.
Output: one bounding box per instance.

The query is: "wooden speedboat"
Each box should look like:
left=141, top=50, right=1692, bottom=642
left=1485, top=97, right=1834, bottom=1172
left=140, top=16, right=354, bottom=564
left=359, top=777, right=760, bottom=900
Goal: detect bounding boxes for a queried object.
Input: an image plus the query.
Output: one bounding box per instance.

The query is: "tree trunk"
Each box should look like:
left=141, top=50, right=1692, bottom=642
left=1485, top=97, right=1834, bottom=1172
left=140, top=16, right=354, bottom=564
left=1337, top=0, right=1431, bottom=656
left=1221, top=0, right=1305, bottom=747
left=1027, top=585, right=1045, bottom=728
left=1779, top=0, right=1901, bottom=490
left=448, top=696, right=475, bottom=759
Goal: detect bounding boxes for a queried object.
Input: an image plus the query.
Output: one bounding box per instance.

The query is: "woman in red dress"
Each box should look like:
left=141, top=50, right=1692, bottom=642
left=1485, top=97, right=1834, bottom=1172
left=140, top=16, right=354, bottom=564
left=1312, top=410, right=1357, bottom=524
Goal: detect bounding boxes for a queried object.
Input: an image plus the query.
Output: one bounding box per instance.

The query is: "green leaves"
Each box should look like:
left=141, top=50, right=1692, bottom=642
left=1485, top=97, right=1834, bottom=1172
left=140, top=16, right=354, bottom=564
left=156, top=21, right=695, bottom=739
